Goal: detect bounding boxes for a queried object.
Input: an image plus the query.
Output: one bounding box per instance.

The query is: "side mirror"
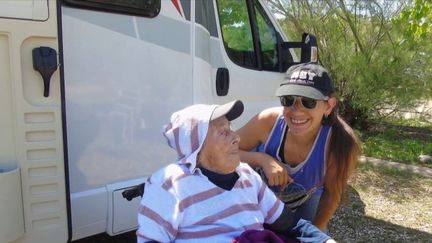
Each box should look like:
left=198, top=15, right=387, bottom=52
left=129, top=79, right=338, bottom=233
left=300, top=33, right=318, bottom=63
left=278, top=33, right=318, bottom=72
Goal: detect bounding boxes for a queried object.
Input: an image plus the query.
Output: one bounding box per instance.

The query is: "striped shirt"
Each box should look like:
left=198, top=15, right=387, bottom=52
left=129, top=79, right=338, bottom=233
left=137, top=162, right=284, bottom=243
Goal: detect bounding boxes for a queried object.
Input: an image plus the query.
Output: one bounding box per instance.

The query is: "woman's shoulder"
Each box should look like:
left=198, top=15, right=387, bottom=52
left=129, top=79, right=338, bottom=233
left=240, top=107, right=282, bottom=134
left=237, top=106, right=283, bottom=148
left=257, top=107, right=283, bottom=123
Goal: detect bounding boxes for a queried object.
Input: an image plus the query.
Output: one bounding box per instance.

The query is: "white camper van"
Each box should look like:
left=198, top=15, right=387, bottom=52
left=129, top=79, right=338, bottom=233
left=0, top=0, right=317, bottom=242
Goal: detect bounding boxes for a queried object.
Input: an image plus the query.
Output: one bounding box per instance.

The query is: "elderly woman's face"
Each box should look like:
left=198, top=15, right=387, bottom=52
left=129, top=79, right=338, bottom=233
left=199, top=116, right=241, bottom=174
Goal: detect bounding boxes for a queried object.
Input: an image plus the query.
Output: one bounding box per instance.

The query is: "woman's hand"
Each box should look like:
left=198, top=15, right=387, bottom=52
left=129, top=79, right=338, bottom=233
left=260, top=155, right=293, bottom=187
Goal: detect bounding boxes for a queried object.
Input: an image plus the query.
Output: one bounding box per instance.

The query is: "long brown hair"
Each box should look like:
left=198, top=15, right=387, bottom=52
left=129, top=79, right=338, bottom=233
left=323, top=99, right=361, bottom=196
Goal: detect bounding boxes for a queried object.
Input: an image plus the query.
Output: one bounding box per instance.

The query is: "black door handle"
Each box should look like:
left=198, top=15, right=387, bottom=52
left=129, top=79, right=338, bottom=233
left=216, top=68, right=229, bottom=96
left=32, top=46, right=58, bottom=97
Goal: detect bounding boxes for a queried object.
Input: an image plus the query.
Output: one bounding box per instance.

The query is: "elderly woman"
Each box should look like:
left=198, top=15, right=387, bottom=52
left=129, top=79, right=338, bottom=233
left=137, top=100, right=335, bottom=242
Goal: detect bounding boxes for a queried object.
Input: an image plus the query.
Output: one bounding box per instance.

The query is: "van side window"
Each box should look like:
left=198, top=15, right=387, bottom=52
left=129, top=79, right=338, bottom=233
left=254, top=3, right=278, bottom=71
left=217, top=0, right=279, bottom=71
left=63, top=0, right=161, bottom=18
left=196, top=0, right=218, bottom=37
left=217, top=0, right=257, bottom=68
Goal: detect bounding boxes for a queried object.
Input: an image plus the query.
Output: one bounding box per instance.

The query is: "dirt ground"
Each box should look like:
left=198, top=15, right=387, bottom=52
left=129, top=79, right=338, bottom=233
left=75, top=163, right=432, bottom=243
left=329, top=163, right=432, bottom=242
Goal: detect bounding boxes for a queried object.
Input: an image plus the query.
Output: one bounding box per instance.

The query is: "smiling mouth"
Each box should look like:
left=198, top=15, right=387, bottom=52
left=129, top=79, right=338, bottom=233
left=290, top=118, right=308, bottom=125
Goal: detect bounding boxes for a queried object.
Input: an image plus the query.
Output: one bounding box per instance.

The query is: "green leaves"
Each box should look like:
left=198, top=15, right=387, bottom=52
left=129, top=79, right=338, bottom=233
left=396, top=0, right=432, bottom=39
left=266, top=0, right=432, bottom=127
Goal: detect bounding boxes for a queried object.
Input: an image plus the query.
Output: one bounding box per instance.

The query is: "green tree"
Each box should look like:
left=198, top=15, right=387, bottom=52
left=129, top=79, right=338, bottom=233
left=266, top=0, right=432, bottom=128
left=397, top=0, right=432, bottom=39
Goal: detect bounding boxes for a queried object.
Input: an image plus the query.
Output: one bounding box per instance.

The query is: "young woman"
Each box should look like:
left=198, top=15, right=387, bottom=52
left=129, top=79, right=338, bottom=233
left=237, top=63, right=361, bottom=230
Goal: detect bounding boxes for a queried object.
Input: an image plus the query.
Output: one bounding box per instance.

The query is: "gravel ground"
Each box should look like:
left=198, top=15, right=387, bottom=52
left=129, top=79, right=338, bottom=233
left=75, top=162, right=432, bottom=242
left=329, top=163, right=432, bottom=242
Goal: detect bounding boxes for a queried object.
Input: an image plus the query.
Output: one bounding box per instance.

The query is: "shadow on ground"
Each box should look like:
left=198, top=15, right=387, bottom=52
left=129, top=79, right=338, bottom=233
left=329, top=185, right=432, bottom=242
left=73, top=231, right=136, bottom=243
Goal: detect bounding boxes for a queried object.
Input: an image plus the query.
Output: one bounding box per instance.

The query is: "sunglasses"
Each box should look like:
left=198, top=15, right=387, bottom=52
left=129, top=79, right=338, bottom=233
left=280, top=95, right=326, bottom=109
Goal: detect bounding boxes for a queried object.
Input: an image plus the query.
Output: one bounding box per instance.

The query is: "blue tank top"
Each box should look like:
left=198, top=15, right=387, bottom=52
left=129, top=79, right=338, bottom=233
left=257, top=115, right=332, bottom=195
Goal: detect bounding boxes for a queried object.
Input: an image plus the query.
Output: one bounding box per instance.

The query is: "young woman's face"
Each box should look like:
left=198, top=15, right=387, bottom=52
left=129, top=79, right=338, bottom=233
left=281, top=96, right=336, bottom=136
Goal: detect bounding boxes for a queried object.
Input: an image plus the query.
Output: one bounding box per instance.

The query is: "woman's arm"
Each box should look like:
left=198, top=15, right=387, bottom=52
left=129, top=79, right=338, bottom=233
left=239, top=150, right=292, bottom=186
left=238, top=150, right=274, bottom=168
left=313, top=158, right=341, bottom=230
left=236, top=107, right=280, bottom=151
left=237, top=108, right=291, bottom=186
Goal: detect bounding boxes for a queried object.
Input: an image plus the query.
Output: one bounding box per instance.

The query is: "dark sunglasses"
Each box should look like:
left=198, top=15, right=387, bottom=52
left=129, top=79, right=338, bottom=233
left=280, top=95, right=324, bottom=109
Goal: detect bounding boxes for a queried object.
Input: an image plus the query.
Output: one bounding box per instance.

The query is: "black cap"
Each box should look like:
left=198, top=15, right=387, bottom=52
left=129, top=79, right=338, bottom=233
left=211, top=100, right=244, bottom=121
left=276, top=63, right=334, bottom=99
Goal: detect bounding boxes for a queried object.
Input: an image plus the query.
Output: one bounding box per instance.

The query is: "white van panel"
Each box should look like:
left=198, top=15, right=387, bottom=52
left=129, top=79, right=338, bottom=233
left=0, top=167, right=24, bottom=242
left=106, top=178, right=147, bottom=235
left=193, top=24, right=281, bottom=129
left=62, top=6, right=194, bottom=238
left=209, top=0, right=283, bottom=125
left=63, top=8, right=190, bottom=193
left=70, top=188, right=107, bottom=240
left=0, top=1, right=68, bottom=242
left=0, top=34, right=16, bottom=168
left=0, top=0, right=48, bottom=21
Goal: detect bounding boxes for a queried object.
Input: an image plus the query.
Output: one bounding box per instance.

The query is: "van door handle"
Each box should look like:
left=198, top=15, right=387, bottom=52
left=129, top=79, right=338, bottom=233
left=216, top=68, right=229, bottom=96
left=32, top=46, right=58, bottom=97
